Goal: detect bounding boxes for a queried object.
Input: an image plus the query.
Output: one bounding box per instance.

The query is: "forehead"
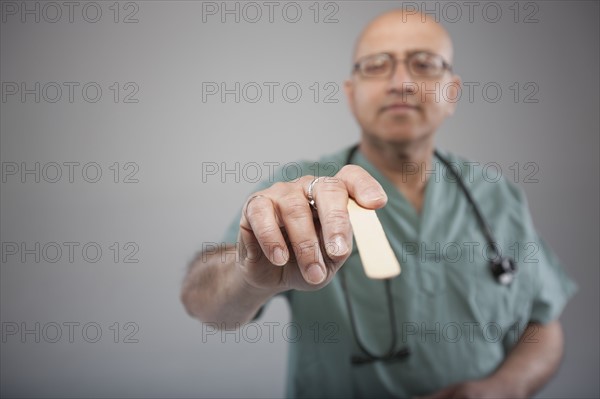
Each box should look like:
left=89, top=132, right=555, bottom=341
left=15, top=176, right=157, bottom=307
left=354, top=15, right=453, bottom=62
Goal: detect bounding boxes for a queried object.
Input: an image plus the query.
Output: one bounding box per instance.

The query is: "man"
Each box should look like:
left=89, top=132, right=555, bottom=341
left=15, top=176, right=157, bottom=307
left=181, top=10, right=576, bottom=398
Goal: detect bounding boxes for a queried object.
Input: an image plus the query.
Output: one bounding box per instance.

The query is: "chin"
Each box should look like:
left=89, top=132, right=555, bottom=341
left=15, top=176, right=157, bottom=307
left=370, top=128, right=428, bottom=144
left=363, top=128, right=433, bottom=155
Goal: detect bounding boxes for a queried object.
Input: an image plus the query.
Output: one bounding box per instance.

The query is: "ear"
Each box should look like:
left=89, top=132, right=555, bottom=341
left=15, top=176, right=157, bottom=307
left=444, top=74, right=462, bottom=117
left=344, top=78, right=356, bottom=114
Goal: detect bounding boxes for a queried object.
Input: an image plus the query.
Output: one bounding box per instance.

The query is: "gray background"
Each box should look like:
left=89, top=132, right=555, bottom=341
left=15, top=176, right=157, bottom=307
left=1, top=0, right=598, bottom=397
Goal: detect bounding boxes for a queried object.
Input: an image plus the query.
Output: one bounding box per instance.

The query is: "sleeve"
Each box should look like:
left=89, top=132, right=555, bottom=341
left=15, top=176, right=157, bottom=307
left=507, top=182, right=578, bottom=325
left=527, top=235, right=578, bottom=324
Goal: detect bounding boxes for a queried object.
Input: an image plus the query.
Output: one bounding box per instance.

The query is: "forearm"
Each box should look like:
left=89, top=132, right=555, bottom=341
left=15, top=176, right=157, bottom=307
left=180, top=245, right=278, bottom=328
left=491, top=320, right=564, bottom=398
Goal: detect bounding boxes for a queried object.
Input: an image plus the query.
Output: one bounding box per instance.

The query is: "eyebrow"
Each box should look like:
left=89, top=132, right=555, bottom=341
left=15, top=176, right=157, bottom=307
left=355, top=50, right=451, bottom=66
left=355, top=50, right=440, bottom=63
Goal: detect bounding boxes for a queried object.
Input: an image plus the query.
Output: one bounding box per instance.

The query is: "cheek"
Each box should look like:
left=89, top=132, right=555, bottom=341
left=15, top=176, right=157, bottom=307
left=425, top=101, right=446, bottom=118
left=421, top=90, right=452, bottom=120
left=436, top=101, right=456, bottom=120
left=353, top=86, right=382, bottom=120
left=425, top=81, right=458, bottom=118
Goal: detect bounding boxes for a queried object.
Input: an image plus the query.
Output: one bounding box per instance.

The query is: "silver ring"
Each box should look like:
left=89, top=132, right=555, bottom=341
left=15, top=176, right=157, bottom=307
left=307, top=177, right=323, bottom=210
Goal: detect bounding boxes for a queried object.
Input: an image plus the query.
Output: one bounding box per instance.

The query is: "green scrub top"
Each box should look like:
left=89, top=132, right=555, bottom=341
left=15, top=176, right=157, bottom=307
left=221, top=145, right=577, bottom=398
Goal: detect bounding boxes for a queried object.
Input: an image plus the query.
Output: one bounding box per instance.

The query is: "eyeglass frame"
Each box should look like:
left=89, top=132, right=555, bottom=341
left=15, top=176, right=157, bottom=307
left=352, top=51, right=453, bottom=79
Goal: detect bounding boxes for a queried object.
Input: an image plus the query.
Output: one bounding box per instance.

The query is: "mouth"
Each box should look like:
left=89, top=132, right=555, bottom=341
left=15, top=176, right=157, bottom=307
left=380, top=103, right=419, bottom=113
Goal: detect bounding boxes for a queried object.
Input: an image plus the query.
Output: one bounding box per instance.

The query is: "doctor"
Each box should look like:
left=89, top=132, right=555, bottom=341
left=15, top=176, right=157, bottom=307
left=182, top=9, right=576, bottom=398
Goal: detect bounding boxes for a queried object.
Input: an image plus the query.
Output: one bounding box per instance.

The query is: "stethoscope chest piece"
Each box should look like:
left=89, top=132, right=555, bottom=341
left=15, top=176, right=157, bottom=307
left=490, top=256, right=517, bottom=286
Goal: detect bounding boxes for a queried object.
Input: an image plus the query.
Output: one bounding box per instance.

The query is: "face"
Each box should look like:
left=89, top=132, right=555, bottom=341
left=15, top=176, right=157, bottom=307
left=344, top=13, right=461, bottom=146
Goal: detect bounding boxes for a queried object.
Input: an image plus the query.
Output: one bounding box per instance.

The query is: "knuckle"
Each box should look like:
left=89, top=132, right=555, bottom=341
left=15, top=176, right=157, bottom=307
left=318, top=178, right=344, bottom=193
left=355, top=175, right=375, bottom=188
left=269, top=181, right=287, bottom=193
left=254, top=225, right=280, bottom=242
left=338, top=165, right=378, bottom=188
left=281, top=197, right=310, bottom=221
left=293, top=239, right=319, bottom=256
left=245, top=197, right=270, bottom=218
left=322, top=209, right=350, bottom=233
left=339, top=164, right=364, bottom=176
left=298, top=175, right=316, bottom=185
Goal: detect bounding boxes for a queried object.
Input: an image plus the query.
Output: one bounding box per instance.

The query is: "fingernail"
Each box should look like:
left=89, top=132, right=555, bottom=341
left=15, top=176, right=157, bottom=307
left=328, top=235, right=348, bottom=257
left=273, top=246, right=287, bottom=266
left=364, top=188, right=385, bottom=202
left=307, top=263, right=326, bottom=284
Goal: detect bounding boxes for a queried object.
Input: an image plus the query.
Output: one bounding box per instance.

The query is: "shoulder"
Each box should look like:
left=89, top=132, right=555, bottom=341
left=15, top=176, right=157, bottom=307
left=437, top=149, right=527, bottom=210
left=435, top=149, right=534, bottom=241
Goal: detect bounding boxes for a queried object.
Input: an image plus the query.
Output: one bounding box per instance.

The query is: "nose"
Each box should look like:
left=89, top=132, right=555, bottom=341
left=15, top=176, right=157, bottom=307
left=388, top=60, right=416, bottom=94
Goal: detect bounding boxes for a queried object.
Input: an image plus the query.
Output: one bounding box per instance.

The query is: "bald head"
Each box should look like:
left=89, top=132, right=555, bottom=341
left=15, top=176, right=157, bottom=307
left=343, top=9, right=461, bottom=156
left=352, top=10, right=454, bottom=65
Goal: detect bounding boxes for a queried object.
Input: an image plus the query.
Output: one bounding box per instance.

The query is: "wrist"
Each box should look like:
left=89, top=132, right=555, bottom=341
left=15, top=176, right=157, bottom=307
left=233, top=261, right=286, bottom=300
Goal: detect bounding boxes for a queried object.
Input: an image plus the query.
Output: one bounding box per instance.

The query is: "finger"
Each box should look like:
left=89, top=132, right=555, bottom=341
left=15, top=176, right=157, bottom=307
left=308, top=177, right=352, bottom=261
left=276, top=183, right=326, bottom=285
left=240, top=194, right=289, bottom=266
left=336, top=165, right=388, bottom=209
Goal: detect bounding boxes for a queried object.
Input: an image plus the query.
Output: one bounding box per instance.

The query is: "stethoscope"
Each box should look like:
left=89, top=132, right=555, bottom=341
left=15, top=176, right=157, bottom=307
left=339, top=144, right=517, bottom=365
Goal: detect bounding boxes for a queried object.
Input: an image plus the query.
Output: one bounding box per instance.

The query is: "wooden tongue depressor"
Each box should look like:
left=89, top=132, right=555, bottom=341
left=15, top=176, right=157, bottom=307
left=347, top=198, right=401, bottom=279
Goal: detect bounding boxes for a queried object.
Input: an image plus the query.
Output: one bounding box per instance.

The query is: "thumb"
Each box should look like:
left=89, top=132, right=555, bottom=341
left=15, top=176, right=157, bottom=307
left=337, top=165, right=388, bottom=210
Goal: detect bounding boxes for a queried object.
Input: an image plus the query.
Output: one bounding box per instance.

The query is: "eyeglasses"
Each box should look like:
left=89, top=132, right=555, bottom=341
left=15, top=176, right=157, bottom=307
left=353, top=51, right=452, bottom=79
